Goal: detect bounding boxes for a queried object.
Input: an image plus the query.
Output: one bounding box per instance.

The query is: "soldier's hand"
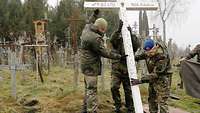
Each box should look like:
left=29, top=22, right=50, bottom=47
left=120, top=54, right=128, bottom=60
left=180, top=57, right=186, bottom=62
left=117, top=20, right=123, bottom=32
left=135, top=56, right=140, bottom=62
left=141, top=77, right=150, bottom=83
left=94, top=9, right=100, bottom=16
left=131, top=78, right=142, bottom=86
left=127, top=26, right=132, bottom=32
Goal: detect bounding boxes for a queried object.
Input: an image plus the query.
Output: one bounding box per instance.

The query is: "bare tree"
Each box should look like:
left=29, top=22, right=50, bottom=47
left=155, top=0, right=190, bottom=43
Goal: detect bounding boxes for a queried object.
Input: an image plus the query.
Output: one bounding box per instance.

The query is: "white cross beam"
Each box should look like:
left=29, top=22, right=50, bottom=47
left=84, top=1, right=158, bottom=113
left=84, top=1, right=158, bottom=10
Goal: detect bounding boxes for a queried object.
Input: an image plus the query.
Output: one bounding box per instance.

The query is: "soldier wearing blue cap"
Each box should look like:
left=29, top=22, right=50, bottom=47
left=132, top=39, right=172, bottom=113
left=143, top=38, right=155, bottom=51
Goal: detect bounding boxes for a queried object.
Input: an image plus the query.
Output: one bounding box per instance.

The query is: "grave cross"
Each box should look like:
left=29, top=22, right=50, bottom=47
left=84, top=1, right=158, bottom=113
left=67, top=16, right=83, bottom=53
left=67, top=9, right=83, bottom=89
left=0, top=44, right=31, bottom=99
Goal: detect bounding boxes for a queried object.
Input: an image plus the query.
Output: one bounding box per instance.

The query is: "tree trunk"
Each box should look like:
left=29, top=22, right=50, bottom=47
left=162, top=19, right=166, bottom=43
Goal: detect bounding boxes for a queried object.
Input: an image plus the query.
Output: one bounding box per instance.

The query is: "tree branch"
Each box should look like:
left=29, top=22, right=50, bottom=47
left=165, top=0, right=179, bottom=21
left=162, top=0, right=167, bottom=19
left=157, top=0, right=164, bottom=20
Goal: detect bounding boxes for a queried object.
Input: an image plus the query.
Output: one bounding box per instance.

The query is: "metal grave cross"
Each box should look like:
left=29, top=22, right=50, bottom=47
left=84, top=0, right=158, bottom=113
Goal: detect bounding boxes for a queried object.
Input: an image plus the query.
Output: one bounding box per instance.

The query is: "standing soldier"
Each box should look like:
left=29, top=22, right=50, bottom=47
left=80, top=9, right=124, bottom=113
left=184, top=45, right=191, bottom=57
left=131, top=39, right=172, bottom=113
left=180, top=44, right=200, bottom=89
left=110, top=20, right=140, bottom=113
left=181, top=44, right=200, bottom=63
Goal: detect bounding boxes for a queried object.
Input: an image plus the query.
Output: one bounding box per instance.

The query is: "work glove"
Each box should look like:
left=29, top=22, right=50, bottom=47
left=94, top=9, right=100, bottom=16
left=117, top=20, right=123, bottom=32
left=140, top=77, right=150, bottom=83
left=127, top=26, right=132, bottom=32
left=131, top=78, right=142, bottom=86
left=88, top=9, right=100, bottom=24
left=135, top=55, right=140, bottom=62
left=120, top=54, right=128, bottom=61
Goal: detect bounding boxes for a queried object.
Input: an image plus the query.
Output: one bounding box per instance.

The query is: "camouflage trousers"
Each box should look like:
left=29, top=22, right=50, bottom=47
left=111, top=74, right=134, bottom=112
left=148, top=75, right=170, bottom=113
left=82, top=75, right=98, bottom=113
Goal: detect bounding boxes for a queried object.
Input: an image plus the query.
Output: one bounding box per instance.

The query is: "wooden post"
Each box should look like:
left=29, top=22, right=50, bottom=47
left=10, top=50, right=17, bottom=99
left=100, top=36, right=108, bottom=90
left=101, top=57, right=105, bottom=90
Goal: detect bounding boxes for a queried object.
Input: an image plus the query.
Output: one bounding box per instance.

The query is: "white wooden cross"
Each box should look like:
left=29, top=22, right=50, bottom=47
left=0, top=48, right=31, bottom=99
left=84, top=0, right=158, bottom=113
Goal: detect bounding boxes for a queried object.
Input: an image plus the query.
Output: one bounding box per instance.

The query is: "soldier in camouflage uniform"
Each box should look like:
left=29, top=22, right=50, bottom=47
left=179, top=44, right=200, bottom=89
left=110, top=20, right=140, bottom=113
left=131, top=39, right=172, bottom=113
left=80, top=9, right=123, bottom=113
left=182, top=44, right=200, bottom=63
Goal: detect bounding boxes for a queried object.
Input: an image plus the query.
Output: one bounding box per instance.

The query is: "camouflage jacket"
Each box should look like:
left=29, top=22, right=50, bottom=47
left=110, top=31, right=140, bottom=75
left=135, top=41, right=171, bottom=79
left=80, top=24, right=121, bottom=76
left=186, top=44, right=200, bottom=63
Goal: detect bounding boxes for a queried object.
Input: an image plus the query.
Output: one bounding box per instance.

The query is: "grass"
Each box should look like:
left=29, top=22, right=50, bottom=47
left=0, top=65, right=200, bottom=113
left=168, top=68, right=200, bottom=113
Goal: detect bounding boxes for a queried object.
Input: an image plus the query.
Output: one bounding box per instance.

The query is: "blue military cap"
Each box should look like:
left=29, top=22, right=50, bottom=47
left=143, top=38, right=155, bottom=51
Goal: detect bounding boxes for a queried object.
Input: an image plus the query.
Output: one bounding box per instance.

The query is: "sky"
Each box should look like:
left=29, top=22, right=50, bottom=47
left=35, top=0, right=200, bottom=49
left=168, top=0, right=200, bottom=49
left=126, top=0, right=200, bottom=49
left=47, top=0, right=59, bottom=7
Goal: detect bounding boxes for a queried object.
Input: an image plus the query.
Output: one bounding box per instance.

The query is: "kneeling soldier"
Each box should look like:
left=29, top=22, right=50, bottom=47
left=132, top=39, right=172, bottom=113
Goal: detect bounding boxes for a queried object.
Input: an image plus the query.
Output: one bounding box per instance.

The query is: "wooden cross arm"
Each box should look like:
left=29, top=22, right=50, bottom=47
left=23, top=45, right=48, bottom=47
left=67, top=18, right=84, bottom=21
